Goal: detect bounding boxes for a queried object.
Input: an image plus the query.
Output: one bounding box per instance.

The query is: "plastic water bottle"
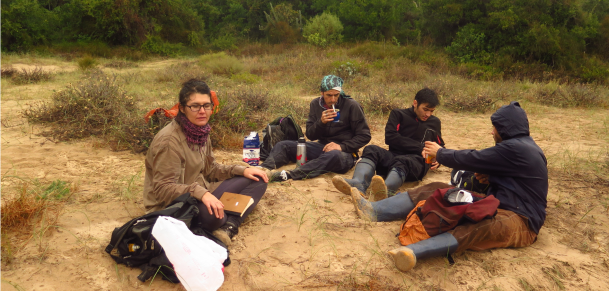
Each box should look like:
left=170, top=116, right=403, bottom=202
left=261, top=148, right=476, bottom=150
left=296, top=137, right=307, bottom=166
left=243, top=132, right=260, bottom=166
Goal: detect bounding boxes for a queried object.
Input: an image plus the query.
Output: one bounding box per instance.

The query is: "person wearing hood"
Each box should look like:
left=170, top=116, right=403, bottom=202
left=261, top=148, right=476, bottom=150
left=260, top=75, right=371, bottom=181
left=349, top=101, right=548, bottom=272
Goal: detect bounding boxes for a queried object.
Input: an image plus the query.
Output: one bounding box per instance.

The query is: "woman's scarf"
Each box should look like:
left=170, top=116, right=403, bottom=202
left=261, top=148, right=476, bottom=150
left=177, top=114, right=211, bottom=150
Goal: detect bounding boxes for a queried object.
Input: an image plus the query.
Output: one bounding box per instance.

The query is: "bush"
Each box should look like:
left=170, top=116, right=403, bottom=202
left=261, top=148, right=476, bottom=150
left=231, top=72, right=261, bottom=84
left=23, top=70, right=158, bottom=152
left=78, top=55, right=98, bottom=70
left=8, top=66, right=54, bottom=85
left=141, top=35, right=184, bottom=57
left=442, top=93, right=497, bottom=113
left=303, top=12, right=343, bottom=47
left=348, top=42, right=401, bottom=60
left=212, top=34, right=238, bottom=51
left=199, top=52, right=244, bottom=76
left=331, top=60, right=367, bottom=80
left=155, top=62, right=209, bottom=83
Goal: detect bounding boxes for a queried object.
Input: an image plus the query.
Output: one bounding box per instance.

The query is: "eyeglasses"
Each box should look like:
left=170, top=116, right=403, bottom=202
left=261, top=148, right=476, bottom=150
left=185, top=103, right=214, bottom=112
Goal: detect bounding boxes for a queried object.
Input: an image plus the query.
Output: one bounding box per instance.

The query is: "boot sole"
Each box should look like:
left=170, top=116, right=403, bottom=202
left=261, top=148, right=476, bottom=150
left=388, top=247, right=416, bottom=272
left=333, top=176, right=357, bottom=196
left=368, top=176, right=388, bottom=202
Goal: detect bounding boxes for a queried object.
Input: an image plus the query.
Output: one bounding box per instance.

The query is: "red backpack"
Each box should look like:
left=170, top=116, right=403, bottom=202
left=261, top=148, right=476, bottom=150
left=399, top=188, right=500, bottom=245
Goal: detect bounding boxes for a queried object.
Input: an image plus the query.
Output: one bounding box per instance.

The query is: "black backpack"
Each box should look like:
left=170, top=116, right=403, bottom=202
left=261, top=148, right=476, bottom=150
left=260, top=115, right=304, bottom=160
left=105, top=193, right=230, bottom=283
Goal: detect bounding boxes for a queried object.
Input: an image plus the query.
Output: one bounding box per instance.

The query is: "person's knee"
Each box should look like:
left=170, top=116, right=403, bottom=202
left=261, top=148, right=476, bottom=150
left=362, top=145, right=382, bottom=156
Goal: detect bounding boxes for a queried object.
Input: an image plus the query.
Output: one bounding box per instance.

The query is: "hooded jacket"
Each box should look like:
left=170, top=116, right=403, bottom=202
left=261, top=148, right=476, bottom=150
left=306, top=96, right=371, bottom=154
left=385, top=106, right=444, bottom=156
left=436, top=102, right=548, bottom=234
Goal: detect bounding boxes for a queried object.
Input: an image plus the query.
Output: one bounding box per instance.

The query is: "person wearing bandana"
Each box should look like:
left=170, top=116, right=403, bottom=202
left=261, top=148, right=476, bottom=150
left=143, top=79, right=269, bottom=246
left=260, top=75, right=371, bottom=181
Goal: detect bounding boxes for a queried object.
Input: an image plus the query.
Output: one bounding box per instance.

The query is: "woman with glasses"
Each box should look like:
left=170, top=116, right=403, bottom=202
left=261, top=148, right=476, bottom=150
left=143, top=79, right=268, bottom=246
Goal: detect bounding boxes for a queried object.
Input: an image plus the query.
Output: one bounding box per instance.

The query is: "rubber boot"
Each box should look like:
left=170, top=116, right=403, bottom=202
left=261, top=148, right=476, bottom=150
left=385, top=168, right=406, bottom=196
left=350, top=187, right=416, bottom=222
left=388, top=233, right=459, bottom=272
left=332, top=158, right=375, bottom=195
left=368, top=169, right=405, bottom=201
left=212, top=221, right=239, bottom=247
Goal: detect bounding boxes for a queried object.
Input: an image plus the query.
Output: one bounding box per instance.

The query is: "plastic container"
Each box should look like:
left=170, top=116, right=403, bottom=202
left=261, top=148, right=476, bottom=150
left=296, top=137, right=307, bottom=166
left=243, top=132, right=260, bottom=166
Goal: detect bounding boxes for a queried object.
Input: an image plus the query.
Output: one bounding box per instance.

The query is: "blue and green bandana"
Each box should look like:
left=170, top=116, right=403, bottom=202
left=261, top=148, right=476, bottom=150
left=320, top=75, right=350, bottom=98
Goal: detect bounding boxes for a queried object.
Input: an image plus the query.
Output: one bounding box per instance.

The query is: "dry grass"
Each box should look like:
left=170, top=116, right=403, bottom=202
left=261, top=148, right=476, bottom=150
left=1, top=66, right=55, bottom=85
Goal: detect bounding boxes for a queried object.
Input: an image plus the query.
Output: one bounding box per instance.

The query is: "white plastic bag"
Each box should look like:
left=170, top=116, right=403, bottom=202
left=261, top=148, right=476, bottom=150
left=152, top=216, right=227, bottom=291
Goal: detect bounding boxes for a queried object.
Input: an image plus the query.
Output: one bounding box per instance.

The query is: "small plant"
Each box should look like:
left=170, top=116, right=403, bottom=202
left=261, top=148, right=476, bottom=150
left=199, top=52, right=244, bottom=76
left=443, top=93, right=496, bottom=113
left=78, top=55, right=98, bottom=70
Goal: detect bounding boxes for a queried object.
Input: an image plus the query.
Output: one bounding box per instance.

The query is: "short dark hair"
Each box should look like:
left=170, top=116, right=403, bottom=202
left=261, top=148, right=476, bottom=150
left=414, top=88, right=439, bottom=108
left=176, top=79, right=211, bottom=121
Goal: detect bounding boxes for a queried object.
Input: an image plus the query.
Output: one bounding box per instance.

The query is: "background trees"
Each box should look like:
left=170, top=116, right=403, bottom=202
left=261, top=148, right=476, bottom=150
left=2, top=0, right=608, bottom=82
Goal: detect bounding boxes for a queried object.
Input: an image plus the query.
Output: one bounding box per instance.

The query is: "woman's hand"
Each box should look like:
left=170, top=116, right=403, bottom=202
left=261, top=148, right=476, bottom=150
left=243, top=167, right=269, bottom=183
left=202, top=192, right=224, bottom=219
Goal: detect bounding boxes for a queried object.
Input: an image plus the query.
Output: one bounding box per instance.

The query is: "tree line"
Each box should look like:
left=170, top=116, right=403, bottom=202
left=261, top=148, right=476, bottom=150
left=2, top=0, right=609, bottom=81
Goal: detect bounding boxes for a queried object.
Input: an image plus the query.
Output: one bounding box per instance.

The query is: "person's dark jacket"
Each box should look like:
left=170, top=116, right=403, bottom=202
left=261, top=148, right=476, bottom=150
left=436, top=101, right=548, bottom=234
left=306, top=96, right=371, bottom=154
left=385, top=107, right=444, bottom=156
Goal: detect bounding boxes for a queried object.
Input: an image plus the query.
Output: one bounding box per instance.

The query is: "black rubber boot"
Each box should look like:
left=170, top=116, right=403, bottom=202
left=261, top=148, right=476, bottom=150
left=388, top=233, right=459, bottom=272
left=385, top=168, right=406, bottom=197
left=332, top=158, right=375, bottom=195
left=212, top=221, right=239, bottom=247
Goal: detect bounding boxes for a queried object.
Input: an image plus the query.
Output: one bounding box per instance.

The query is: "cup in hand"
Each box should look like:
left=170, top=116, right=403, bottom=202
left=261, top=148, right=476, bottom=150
left=332, top=109, right=340, bottom=122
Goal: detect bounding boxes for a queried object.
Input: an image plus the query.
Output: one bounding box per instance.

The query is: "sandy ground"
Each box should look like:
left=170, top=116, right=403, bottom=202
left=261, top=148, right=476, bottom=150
left=2, top=64, right=609, bottom=291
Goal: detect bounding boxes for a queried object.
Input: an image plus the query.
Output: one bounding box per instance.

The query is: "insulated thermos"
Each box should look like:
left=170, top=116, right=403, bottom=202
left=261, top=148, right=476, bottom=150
left=296, top=137, right=306, bottom=166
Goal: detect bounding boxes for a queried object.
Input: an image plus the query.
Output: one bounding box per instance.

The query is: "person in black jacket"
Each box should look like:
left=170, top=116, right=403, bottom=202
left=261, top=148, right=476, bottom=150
left=363, top=101, right=548, bottom=272
left=260, top=75, right=371, bottom=181
left=333, top=88, right=444, bottom=200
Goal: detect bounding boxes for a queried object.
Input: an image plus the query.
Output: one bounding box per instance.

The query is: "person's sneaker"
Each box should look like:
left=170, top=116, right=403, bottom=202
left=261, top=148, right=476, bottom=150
left=212, top=222, right=239, bottom=246
left=270, top=170, right=290, bottom=182
left=368, top=175, right=388, bottom=202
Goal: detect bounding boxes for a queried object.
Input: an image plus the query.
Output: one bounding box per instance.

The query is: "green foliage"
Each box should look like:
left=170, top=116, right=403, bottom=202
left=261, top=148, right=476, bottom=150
left=446, top=25, right=491, bottom=64
left=199, top=52, right=244, bottom=76
left=1, top=0, right=59, bottom=51
left=303, top=12, right=343, bottom=47
left=38, top=180, right=72, bottom=200
left=141, top=35, right=184, bottom=57
left=331, top=60, right=366, bottom=80
left=261, top=3, right=302, bottom=43
left=231, top=72, right=261, bottom=84
left=212, top=34, right=238, bottom=51
left=78, top=55, right=98, bottom=70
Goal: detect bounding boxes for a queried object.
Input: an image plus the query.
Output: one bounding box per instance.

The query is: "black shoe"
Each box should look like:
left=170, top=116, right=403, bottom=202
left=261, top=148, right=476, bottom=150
left=270, top=170, right=290, bottom=182
left=213, top=222, right=239, bottom=246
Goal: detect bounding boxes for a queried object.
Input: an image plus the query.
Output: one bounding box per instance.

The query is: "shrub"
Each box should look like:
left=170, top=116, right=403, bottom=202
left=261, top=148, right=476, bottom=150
left=534, top=83, right=609, bottom=108
left=359, top=88, right=403, bottom=114
left=78, top=55, right=98, bottom=70
left=141, top=35, right=184, bottom=57
left=231, top=72, right=261, bottom=84
left=104, top=60, right=139, bottom=69
left=10, top=66, right=54, bottom=85
left=331, top=60, right=367, bottom=80
left=155, top=62, right=209, bottom=83
left=212, top=34, right=238, bottom=51
left=303, top=12, right=343, bottom=47
left=199, top=52, right=244, bottom=76
left=23, top=70, right=158, bottom=152
left=348, top=42, right=401, bottom=60
left=442, top=93, right=497, bottom=113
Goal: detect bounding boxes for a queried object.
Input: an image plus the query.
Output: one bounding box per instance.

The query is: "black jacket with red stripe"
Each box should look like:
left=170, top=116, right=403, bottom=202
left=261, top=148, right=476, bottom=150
left=385, top=106, right=444, bottom=156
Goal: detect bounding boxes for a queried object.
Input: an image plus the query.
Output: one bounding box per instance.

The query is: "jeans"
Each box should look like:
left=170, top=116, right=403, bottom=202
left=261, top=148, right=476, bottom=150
left=260, top=140, right=356, bottom=180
